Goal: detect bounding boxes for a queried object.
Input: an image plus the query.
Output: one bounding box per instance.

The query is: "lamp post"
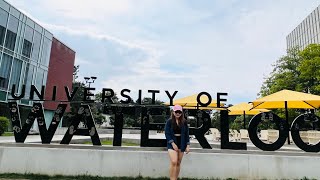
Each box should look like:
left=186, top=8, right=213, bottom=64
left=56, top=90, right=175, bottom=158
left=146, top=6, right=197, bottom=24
left=84, top=76, right=97, bottom=88
left=83, top=76, right=97, bottom=102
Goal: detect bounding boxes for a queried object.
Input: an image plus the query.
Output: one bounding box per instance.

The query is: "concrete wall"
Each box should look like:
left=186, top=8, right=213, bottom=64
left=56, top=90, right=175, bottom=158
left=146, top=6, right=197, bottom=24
left=0, top=145, right=319, bottom=179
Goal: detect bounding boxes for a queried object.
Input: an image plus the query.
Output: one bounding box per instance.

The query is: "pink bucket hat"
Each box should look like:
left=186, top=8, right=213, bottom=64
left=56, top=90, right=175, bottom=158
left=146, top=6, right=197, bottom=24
left=173, top=104, right=183, bottom=112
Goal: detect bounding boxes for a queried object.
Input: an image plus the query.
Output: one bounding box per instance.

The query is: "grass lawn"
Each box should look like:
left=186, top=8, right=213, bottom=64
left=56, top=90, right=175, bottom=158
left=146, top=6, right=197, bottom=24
left=0, top=173, right=316, bottom=180
left=0, top=173, right=234, bottom=180
left=84, top=139, right=139, bottom=146
left=1, top=132, right=14, bottom=136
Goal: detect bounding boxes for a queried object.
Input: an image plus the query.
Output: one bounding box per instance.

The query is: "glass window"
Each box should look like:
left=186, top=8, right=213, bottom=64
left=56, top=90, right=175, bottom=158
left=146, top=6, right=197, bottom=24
left=42, top=70, right=47, bottom=86
left=35, top=68, right=44, bottom=89
left=311, top=24, right=315, bottom=39
left=0, top=25, right=5, bottom=46
left=0, top=0, right=9, bottom=11
left=5, top=15, right=18, bottom=51
left=311, top=12, right=315, bottom=25
left=7, top=15, right=18, bottom=33
left=0, top=8, right=8, bottom=46
left=9, top=6, right=20, bottom=18
left=34, top=23, right=42, bottom=33
left=9, top=58, right=22, bottom=91
left=24, top=25, right=33, bottom=42
left=314, top=22, right=318, bottom=38
left=4, top=30, right=16, bottom=51
left=22, top=25, right=33, bottom=58
left=23, top=63, right=35, bottom=99
left=0, top=53, right=12, bottom=90
left=316, top=8, right=320, bottom=22
left=0, top=7, right=8, bottom=26
left=41, top=37, right=51, bottom=66
left=22, top=39, right=32, bottom=58
left=26, top=17, right=34, bottom=28
left=31, top=31, right=41, bottom=61
left=14, top=21, right=23, bottom=53
left=44, top=30, right=53, bottom=40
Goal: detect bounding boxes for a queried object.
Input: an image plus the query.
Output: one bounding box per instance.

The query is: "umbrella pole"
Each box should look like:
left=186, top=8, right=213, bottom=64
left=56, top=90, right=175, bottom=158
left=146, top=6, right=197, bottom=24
left=196, top=103, right=199, bottom=128
left=243, top=111, right=246, bottom=129
left=285, top=101, right=290, bottom=145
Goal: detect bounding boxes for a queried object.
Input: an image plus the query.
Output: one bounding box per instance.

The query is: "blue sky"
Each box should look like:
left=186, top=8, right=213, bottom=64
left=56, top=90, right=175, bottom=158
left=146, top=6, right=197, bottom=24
left=7, top=0, right=320, bottom=104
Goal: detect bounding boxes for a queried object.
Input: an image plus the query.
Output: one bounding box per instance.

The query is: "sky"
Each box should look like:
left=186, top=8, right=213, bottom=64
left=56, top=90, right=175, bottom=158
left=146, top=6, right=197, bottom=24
left=7, top=0, right=320, bottom=105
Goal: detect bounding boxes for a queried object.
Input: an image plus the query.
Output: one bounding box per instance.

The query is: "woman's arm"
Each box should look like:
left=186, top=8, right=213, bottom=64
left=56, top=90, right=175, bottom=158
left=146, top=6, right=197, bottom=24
left=185, top=122, right=190, bottom=145
left=165, top=119, right=174, bottom=144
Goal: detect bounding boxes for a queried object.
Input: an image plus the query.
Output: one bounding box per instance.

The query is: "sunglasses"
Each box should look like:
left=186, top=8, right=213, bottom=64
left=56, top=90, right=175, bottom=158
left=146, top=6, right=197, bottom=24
left=174, top=111, right=182, bottom=114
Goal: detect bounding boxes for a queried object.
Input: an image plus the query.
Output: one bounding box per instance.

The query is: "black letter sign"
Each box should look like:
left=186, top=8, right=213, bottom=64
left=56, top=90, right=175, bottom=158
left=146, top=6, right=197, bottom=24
left=61, top=105, right=101, bottom=145
left=248, top=112, right=288, bottom=151
left=291, top=113, right=320, bottom=152
left=8, top=102, right=66, bottom=143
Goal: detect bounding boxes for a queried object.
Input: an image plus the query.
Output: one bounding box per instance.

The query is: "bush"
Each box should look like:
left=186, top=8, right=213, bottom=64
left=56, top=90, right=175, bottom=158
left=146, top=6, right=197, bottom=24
left=0, top=116, right=9, bottom=136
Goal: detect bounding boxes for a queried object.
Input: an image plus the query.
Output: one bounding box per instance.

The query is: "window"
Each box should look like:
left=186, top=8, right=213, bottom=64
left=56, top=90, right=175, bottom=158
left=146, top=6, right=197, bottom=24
left=0, top=0, right=9, bottom=11
left=41, top=37, right=51, bottom=66
left=0, top=54, right=12, bottom=90
left=26, top=17, right=34, bottom=28
left=35, top=68, right=44, bottom=90
left=9, top=58, right=22, bottom=91
left=9, top=7, right=20, bottom=18
left=0, top=8, right=8, bottom=46
left=31, top=31, right=41, bottom=61
left=5, top=30, right=16, bottom=50
left=22, top=25, right=33, bottom=58
left=23, top=63, right=35, bottom=98
left=4, top=15, right=18, bottom=51
left=22, top=39, right=32, bottom=58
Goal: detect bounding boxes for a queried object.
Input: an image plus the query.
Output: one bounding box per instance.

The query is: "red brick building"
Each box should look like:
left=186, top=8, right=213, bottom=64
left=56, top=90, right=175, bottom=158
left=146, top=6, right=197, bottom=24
left=44, top=38, right=76, bottom=112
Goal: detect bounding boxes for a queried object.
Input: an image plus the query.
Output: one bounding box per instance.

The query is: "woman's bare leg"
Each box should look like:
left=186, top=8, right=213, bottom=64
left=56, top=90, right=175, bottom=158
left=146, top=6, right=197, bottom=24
left=168, top=149, right=179, bottom=180
left=175, top=150, right=184, bottom=179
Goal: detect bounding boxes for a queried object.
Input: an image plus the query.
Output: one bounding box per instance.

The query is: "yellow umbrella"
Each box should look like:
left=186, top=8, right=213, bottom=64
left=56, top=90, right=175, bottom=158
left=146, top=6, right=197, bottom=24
left=164, top=93, right=224, bottom=109
left=229, top=102, right=270, bottom=115
left=252, top=89, right=320, bottom=144
left=252, top=89, right=320, bottom=109
left=228, top=102, right=270, bottom=128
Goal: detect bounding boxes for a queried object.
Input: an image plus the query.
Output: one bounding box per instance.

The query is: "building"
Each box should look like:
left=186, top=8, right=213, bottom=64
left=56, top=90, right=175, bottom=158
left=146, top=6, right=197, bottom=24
left=0, top=0, right=75, bottom=127
left=287, top=5, right=320, bottom=50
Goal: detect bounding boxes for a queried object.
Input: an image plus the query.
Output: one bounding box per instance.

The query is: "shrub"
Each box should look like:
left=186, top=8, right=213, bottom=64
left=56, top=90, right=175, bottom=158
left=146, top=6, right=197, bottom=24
left=0, top=116, right=9, bottom=136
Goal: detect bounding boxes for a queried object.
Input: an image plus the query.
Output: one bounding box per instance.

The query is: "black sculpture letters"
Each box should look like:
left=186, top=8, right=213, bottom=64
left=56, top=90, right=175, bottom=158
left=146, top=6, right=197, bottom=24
left=248, top=112, right=288, bottom=151
left=7, top=85, right=320, bottom=153
left=8, top=102, right=66, bottom=143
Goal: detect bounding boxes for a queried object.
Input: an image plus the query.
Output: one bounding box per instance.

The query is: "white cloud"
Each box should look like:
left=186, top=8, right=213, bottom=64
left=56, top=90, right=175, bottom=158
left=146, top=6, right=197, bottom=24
left=7, top=0, right=320, bottom=105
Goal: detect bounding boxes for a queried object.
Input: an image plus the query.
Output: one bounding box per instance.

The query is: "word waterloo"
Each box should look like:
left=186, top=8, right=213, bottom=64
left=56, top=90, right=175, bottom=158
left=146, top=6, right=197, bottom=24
left=7, top=85, right=320, bottom=153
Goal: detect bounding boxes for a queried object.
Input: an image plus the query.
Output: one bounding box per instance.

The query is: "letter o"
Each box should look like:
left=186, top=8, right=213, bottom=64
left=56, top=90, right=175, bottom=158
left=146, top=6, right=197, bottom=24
left=248, top=112, right=288, bottom=151
left=291, top=113, right=320, bottom=152
left=197, top=92, right=212, bottom=107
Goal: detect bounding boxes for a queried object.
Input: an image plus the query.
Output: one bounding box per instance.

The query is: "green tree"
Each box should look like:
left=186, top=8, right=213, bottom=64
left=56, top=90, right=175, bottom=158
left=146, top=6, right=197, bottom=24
left=0, top=116, right=9, bottom=135
left=298, top=44, right=320, bottom=94
left=95, top=91, right=119, bottom=103
left=259, top=44, right=320, bottom=126
left=63, top=65, right=105, bottom=127
left=260, top=44, right=320, bottom=97
left=259, top=47, right=302, bottom=97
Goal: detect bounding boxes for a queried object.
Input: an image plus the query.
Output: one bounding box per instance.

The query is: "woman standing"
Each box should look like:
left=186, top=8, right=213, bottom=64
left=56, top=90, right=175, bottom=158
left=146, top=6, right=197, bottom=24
left=165, top=104, right=190, bottom=180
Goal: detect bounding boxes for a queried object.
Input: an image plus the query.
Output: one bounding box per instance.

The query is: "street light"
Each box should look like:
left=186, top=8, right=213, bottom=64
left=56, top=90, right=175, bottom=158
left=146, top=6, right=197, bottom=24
left=84, top=76, right=97, bottom=88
